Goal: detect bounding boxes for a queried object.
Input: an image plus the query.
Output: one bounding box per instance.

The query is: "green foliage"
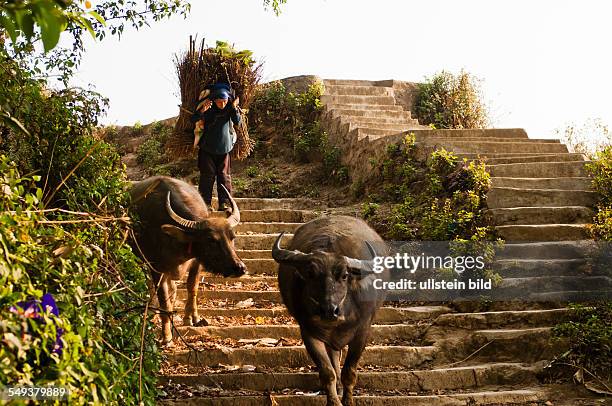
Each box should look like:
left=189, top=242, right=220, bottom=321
left=367, top=137, right=494, bottom=242
left=245, top=166, right=259, bottom=178
left=552, top=302, right=612, bottom=380
left=586, top=146, right=612, bottom=239
left=362, top=202, right=380, bottom=219
left=250, top=80, right=338, bottom=167
left=136, top=122, right=172, bottom=174
left=0, top=46, right=159, bottom=404
left=415, top=70, right=489, bottom=129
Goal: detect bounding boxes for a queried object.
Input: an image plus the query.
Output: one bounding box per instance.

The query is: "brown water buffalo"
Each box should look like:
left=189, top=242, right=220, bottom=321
left=129, top=176, right=246, bottom=345
left=272, top=216, right=390, bottom=406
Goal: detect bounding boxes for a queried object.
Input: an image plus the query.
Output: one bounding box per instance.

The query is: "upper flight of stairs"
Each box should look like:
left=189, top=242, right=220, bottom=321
left=319, top=80, right=596, bottom=242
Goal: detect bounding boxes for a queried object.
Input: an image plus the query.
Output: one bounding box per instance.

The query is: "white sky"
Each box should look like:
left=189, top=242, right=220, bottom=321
left=71, top=0, right=612, bottom=138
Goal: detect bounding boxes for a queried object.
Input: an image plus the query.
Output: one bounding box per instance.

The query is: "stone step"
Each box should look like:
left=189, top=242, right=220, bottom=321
left=165, top=345, right=436, bottom=368
left=494, top=259, right=591, bottom=277
left=458, top=152, right=576, bottom=159
left=323, top=79, right=386, bottom=87
left=209, top=209, right=317, bottom=223
left=415, top=128, right=530, bottom=139
left=235, top=234, right=292, bottom=250
left=181, top=289, right=281, bottom=302
left=238, top=258, right=276, bottom=274
left=356, top=128, right=409, bottom=140
left=159, top=390, right=545, bottom=406
left=501, top=276, right=612, bottom=294
left=176, top=323, right=423, bottom=343
left=421, top=141, right=568, bottom=154
left=483, top=153, right=586, bottom=165
left=236, top=222, right=302, bottom=234
left=342, top=116, right=415, bottom=125
left=324, top=84, right=393, bottom=96
left=526, top=290, right=612, bottom=302
left=423, top=137, right=561, bottom=144
left=487, top=187, right=596, bottom=208
left=432, top=309, right=568, bottom=330
left=237, top=249, right=272, bottom=259
left=490, top=177, right=592, bottom=190
left=210, top=198, right=314, bottom=210
left=487, top=161, right=587, bottom=178
left=320, top=94, right=397, bottom=106
left=495, top=224, right=590, bottom=241
left=160, top=362, right=539, bottom=393
left=348, top=122, right=413, bottom=132
left=325, top=104, right=405, bottom=113
left=496, top=241, right=596, bottom=260
left=182, top=306, right=453, bottom=324
left=487, top=206, right=594, bottom=225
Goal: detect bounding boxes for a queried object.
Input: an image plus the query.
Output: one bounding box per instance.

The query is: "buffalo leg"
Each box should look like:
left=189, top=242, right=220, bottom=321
left=341, top=331, right=368, bottom=406
left=185, top=260, right=207, bottom=326
left=302, top=334, right=341, bottom=406
left=155, top=274, right=173, bottom=345
left=326, top=345, right=343, bottom=397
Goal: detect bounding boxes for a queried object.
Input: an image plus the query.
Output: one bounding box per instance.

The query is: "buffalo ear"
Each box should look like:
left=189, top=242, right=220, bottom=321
left=161, top=224, right=194, bottom=243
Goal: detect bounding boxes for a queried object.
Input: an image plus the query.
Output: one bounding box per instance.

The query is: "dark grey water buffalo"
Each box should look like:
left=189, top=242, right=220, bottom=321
left=129, top=176, right=246, bottom=345
left=272, top=216, right=390, bottom=406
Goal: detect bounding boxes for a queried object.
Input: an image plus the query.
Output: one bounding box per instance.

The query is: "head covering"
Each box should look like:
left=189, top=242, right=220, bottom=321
left=195, top=83, right=232, bottom=112
left=213, top=88, right=230, bottom=100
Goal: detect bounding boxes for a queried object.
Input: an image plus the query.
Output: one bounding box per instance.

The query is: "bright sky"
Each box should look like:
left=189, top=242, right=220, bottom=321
left=71, top=0, right=612, bottom=138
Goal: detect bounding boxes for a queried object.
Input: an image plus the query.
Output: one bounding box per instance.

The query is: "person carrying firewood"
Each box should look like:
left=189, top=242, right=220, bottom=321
left=192, top=84, right=240, bottom=214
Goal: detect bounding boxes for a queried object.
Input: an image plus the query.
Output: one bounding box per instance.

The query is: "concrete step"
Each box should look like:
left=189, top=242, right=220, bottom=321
left=348, top=122, right=413, bottom=132
left=323, top=79, right=386, bottom=87
left=237, top=249, right=272, bottom=259
left=325, top=104, right=405, bottom=113
left=495, top=224, right=590, bottom=241
left=494, top=258, right=592, bottom=277
left=487, top=187, right=597, bottom=208
left=235, top=234, right=292, bottom=250
left=236, top=222, right=302, bottom=234
left=166, top=345, right=436, bottom=368
left=209, top=209, right=317, bottom=223
left=320, top=94, right=397, bottom=106
left=421, top=141, right=568, bottom=154
left=161, top=362, right=539, bottom=393
left=159, top=389, right=545, bottom=406
left=176, top=323, right=423, bottom=343
left=181, top=306, right=453, bottom=324
left=342, top=116, right=415, bottom=126
left=433, top=309, right=568, bottom=330
left=482, top=153, right=586, bottom=165
left=324, top=84, right=393, bottom=96
left=501, top=276, right=612, bottom=293
left=488, top=206, right=594, bottom=225
left=496, top=241, right=596, bottom=260
left=490, top=177, right=592, bottom=190
left=423, top=137, right=561, bottom=144
left=210, top=198, right=314, bottom=210
left=487, top=161, right=588, bottom=178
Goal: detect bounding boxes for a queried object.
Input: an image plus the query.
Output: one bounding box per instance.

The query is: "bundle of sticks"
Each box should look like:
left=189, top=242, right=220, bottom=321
left=168, top=36, right=262, bottom=160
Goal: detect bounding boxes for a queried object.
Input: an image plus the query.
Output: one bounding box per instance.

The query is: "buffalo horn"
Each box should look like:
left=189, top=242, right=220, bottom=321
left=272, top=232, right=310, bottom=263
left=220, top=184, right=240, bottom=228
left=166, top=191, right=207, bottom=230
left=345, top=241, right=380, bottom=275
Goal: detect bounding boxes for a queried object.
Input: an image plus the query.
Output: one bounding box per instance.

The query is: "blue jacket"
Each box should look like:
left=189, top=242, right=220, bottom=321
left=193, top=104, right=241, bottom=155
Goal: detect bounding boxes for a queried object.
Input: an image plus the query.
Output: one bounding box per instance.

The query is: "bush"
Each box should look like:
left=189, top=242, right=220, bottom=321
left=0, top=48, right=159, bottom=404
left=415, top=70, right=489, bottom=129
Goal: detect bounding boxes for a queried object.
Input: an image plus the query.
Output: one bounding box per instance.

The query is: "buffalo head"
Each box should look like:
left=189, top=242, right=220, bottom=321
left=161, top=185, right=246, bottom=277
left=272, top=232, right=378, bottom=323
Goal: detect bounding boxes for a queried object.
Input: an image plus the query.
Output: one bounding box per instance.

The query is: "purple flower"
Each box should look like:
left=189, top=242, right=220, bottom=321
left=10, top=293, right=63, bottom=354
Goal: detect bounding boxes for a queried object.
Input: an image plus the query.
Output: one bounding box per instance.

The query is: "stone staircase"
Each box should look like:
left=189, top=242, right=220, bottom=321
left=158, top=197, right=586, bottom=405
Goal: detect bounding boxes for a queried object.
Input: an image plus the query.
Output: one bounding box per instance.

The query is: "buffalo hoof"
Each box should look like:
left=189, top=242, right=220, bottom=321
left=194, top=318, right=209, bottom=327
left=160, top=338, right=175, bottom=349
left=341, top=393, right=354, bottom=406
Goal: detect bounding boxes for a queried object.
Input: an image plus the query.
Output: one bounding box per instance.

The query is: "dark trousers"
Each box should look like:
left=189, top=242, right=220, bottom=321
left=198, top=150, right=232, bottom=207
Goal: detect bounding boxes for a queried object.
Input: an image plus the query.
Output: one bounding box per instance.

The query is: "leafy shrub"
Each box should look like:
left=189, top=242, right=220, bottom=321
left=556, top=118, right=611, bottom=158
left=136, top=123, right=172, bottom=173
left=553, top=303, right=612, bottom=381
left=249, top=80, right=325, bottom=160
left=415, top=70, right=489, bottom=129
left=0, top=48, right=159, bottom=404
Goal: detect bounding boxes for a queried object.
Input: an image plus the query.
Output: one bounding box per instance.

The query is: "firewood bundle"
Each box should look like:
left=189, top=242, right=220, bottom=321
left=168, top=36, right=262, bottom=160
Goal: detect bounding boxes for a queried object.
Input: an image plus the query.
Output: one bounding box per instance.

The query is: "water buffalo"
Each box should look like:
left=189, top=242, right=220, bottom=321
left=129, top=176, right=246, bottom=345
left=272, top=216, right=390, bottom=406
